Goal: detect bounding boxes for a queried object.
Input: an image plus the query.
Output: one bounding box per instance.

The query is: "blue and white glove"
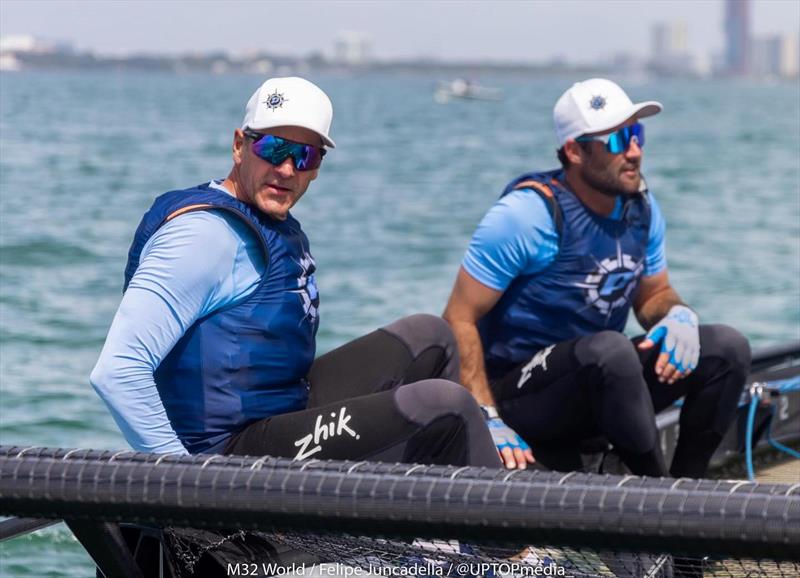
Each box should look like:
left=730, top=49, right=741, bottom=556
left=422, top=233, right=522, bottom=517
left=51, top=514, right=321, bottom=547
left=481, top=405, right=532, bottom=468
left=641, top=305, right=700, bottom=376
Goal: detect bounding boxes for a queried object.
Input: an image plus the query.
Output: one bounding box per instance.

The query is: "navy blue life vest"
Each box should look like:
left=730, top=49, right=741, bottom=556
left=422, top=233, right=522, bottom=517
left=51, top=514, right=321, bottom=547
left=479, top=169, right=651, bottom=377
left=124, top=183, right=319, bottom=453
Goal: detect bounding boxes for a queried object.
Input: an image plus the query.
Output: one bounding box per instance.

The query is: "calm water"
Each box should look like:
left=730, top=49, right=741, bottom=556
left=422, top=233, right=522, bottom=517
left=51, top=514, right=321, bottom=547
left=1, top=71, right=799, bottom=574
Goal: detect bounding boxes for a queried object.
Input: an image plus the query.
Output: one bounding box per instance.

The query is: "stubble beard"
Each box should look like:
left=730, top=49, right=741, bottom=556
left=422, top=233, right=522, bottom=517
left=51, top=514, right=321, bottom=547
left=581, top=163, right=641, bottom=198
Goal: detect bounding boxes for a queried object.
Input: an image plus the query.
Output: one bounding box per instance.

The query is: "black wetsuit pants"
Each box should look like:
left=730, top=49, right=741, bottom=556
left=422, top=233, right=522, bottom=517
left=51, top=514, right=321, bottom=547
left=490, top=325, right=751, bottom=478
left=225, top=314, right=500, bottom=468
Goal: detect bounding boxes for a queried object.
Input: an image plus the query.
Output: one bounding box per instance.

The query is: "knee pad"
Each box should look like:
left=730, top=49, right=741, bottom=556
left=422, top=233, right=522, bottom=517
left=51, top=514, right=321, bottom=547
left=394, top=379, right=481, bottom=425
left=704, top=324, right=751, bottom=376
left=382, top=314, right=456, bottom=357
left=395, top=379, right=500, bottom=468
left=575, top=331, right=642, bottom=379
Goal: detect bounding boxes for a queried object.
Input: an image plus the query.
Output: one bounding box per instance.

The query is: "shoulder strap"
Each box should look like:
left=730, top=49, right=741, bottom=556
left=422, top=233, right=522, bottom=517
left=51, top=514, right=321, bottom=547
left=513, top=179, right=564, bottom=236
left=166, top=203, right=216, bottom=221
left=125, top=194, right=271, bottom=294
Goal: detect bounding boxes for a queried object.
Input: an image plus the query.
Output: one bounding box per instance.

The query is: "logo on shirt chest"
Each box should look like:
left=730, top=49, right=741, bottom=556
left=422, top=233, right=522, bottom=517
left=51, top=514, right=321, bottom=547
left=573, top=240, right=644, bottom=322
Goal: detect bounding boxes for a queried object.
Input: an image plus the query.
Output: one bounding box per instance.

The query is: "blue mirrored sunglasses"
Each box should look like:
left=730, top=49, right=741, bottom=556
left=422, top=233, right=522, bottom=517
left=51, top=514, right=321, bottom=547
left=575, top=122, right=645, bottom=154
left=244, top=130, right=325, bottom=171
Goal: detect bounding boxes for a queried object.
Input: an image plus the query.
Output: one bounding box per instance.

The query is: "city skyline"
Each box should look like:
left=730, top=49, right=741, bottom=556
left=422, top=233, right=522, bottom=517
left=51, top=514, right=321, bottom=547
left=1, top=0, right=798, bottom=65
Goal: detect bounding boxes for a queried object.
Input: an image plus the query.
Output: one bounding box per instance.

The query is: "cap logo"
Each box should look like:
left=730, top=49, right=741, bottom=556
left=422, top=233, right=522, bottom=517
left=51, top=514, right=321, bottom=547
left=263, top=89, right=288, bottom=111
left=589, top=95, right=607, bottom=110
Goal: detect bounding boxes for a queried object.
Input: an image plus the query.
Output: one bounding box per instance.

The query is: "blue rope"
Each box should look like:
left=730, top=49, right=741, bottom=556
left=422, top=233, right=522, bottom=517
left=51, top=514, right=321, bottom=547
left=766, top=405, right=800, bottom=460
left=775, top=376, right=800, bottom=394
left=745, top=393, right=758, bottom=482
left=744, top=377, right=800, bottom=481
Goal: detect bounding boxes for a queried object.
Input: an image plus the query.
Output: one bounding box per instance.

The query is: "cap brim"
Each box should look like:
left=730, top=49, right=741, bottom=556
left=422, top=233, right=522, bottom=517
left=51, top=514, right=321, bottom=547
left=245, top=121, right=336, bottom=149
left=580, top=100, right=663, bottom=137
left=632, top=101, right=662, bottom=120
left=318, top=133, right=336, bottom=149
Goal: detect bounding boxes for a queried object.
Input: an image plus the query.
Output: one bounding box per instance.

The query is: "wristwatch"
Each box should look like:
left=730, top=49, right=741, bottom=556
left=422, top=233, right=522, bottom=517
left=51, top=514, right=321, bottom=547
left=480, top=405, right=499, bottom=420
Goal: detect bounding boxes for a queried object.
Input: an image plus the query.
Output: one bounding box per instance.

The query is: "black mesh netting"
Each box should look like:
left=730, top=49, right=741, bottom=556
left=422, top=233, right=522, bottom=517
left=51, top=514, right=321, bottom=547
left=163, top=527, right=800, bottom=578
left=2, top=446, right=797, bottom=578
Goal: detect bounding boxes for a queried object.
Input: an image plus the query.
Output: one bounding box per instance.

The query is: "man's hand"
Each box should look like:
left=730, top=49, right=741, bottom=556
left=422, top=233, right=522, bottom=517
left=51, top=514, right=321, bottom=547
left=482, top=406, right=535, bottom=469
left=638, top=305, right=699, bottom=384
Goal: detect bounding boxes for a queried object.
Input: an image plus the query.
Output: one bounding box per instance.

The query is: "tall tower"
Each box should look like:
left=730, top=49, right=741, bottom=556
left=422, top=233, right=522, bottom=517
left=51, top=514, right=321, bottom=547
left=724, top=0, right=751, bottom=75
left=651, top=21, right=693, bottom=75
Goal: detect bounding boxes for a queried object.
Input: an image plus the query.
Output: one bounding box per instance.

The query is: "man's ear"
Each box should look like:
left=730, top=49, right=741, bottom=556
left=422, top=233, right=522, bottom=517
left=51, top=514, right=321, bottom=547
left=232, top=129, right=246, bottom=165
left=563, top=139, right=585, bottom=166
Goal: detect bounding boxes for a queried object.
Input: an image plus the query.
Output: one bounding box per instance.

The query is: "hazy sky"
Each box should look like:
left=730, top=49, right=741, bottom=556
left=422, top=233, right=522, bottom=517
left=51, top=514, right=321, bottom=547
left=1, top=0, right=798, bottom=63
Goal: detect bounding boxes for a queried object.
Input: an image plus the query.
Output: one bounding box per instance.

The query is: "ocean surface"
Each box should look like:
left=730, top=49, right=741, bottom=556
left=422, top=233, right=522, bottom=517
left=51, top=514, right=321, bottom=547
left=1, top=71, right=798, bottom=575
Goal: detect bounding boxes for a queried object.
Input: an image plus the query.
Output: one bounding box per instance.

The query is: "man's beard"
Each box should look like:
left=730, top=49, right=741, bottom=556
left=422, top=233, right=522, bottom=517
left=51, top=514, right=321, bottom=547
left=580, top=164, right=641, bottom=197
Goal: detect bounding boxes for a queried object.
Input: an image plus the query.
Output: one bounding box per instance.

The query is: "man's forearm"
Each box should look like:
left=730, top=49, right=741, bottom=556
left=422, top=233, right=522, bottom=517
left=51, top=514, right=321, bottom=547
left=446, top=318, right=496, bottom=406
left=90, top=288, right=190, bottom=455
left=635, top=286, right=687, bottom=330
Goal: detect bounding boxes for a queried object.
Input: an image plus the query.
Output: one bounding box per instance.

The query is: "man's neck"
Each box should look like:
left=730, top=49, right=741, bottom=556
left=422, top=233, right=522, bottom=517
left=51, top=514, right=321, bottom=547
left=222, top=174, right=244, bottom=203
left=563, top=169, right=617, bottom=217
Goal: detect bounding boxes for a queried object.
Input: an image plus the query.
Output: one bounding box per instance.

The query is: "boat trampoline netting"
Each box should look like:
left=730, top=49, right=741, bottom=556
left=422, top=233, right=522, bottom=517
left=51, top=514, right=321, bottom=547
left=1, top=446, right=797, bottom=577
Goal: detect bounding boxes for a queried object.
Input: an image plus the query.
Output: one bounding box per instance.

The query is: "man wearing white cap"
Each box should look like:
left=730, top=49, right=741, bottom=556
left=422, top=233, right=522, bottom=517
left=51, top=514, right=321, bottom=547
left=444, top=78, right=750, bottom=476
left=91, top=77, right=499, bottom=468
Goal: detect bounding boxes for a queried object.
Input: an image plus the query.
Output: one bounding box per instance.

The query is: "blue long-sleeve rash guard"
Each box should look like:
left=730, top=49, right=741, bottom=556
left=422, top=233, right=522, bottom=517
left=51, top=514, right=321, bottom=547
left=90, top=181, right=264, bottom=454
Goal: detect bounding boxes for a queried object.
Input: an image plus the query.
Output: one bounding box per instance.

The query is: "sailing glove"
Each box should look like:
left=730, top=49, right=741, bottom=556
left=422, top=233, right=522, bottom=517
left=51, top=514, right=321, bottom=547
left=644, top=305, right=700, bottom=373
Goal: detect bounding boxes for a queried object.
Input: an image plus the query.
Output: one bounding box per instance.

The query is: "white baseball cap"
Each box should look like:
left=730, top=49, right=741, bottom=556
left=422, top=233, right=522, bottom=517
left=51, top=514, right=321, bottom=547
left=553, top=78, right=662, bottom=147
left=242, top=77, right=335, bottom=148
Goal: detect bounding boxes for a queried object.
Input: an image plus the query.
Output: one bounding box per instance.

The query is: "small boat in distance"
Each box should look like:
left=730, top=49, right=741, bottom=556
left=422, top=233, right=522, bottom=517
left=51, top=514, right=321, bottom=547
left=434, top=78, right=503, bottom=103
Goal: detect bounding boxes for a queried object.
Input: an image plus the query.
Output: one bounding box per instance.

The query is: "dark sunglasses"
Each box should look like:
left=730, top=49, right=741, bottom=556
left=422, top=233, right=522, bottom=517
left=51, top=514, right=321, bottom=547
left=576, top=122, right=645, bottom=154
left=244, top=129, right=325, bottom=171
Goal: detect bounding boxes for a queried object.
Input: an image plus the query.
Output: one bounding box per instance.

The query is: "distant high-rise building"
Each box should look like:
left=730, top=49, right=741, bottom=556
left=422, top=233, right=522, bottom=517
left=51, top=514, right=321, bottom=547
left=650, top=21, right=696, bottom=76
left=751, top=36, right=782, bottom=77
left=777, top=34, right=799, bottom=78
left=334, top=32, right=371, bottom=66
left=724, top=0, right=751, bottom=75
left=752, top=33, right=799, bottom=78
left=652, top=21, right=688, bottom=57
